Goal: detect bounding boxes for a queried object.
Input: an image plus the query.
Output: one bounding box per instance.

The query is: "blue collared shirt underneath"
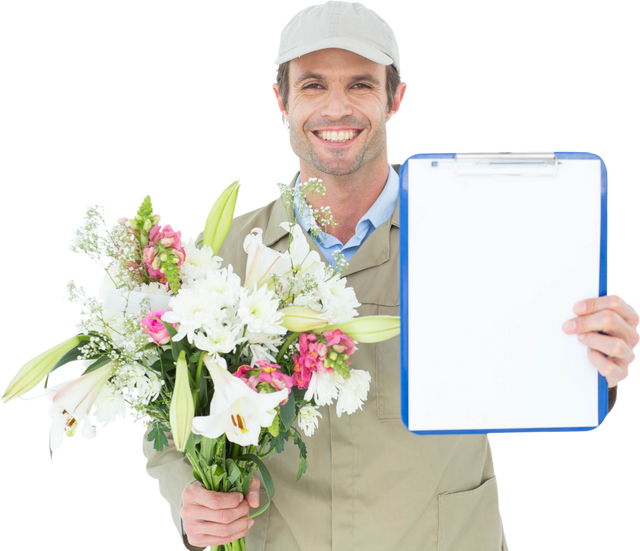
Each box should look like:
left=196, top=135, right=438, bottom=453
left=293, top=165, right=399, bottom=267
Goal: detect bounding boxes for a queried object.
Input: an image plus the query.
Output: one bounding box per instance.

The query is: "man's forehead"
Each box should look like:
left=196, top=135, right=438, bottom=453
left=291, top=48, right=384, bottom=71
left=290, top=48, right=385, bottom=79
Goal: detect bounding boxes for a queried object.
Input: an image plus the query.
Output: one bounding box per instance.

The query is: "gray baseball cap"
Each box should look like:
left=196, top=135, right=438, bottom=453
left=275, top=1, right=400, bottom=72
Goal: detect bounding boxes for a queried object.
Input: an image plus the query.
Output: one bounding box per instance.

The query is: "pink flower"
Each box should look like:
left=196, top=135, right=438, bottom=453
left=142, top=224, right=186, bottom=280
left=323, top=329, right=356, bottom=355
left=234, top=365, right=259, bottom=391
left=233, top=361, right=294, bottom=404
left=141, top=309, right=176, bottom=345
left=292, top=352, right=313, bottom=389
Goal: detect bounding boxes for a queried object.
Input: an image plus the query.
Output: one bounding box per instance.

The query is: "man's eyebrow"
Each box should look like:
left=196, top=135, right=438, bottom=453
left=294, top=73, right=382, bottom=86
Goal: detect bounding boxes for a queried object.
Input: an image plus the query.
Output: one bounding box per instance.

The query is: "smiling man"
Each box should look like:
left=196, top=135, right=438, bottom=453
left=278, top=46, right=404, bottom=247
left=143, top=3, right=638, bottom=550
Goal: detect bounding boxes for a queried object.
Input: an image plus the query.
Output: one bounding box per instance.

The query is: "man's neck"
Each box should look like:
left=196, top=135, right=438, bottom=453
left=299, top=155, right=390, bottom=245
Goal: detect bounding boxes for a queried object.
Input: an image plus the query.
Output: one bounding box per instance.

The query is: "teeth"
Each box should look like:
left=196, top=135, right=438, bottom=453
left=319, top=130, right=356, bottom=142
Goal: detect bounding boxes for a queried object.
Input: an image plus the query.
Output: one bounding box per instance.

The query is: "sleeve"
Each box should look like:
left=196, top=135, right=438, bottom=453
left=142, top=428, right=205, bottom=551
left=608, top=385, right=617, bottom=413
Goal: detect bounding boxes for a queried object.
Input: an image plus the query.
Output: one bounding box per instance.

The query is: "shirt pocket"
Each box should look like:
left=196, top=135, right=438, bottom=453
left=437, top=476, right=504, bottom=551
left=375, top=304, right=401, bottom=420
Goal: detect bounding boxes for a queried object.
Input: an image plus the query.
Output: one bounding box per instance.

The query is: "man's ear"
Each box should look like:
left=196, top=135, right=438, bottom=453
left=386, top=82, right=407, bottom=122
left=273, top=84, right=289, bottom=122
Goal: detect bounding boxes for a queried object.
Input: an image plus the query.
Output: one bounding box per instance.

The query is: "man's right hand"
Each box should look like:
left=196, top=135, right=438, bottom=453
left=181, top=477, right=260, bottom=548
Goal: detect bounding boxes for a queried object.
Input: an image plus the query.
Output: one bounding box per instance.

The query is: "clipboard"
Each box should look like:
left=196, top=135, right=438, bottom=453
left=399, top=152, right=608, bottom=434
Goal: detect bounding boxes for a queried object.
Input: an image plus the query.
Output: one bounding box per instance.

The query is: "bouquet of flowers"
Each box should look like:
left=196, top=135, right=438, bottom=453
left=2, top=180, right=399, bottom=551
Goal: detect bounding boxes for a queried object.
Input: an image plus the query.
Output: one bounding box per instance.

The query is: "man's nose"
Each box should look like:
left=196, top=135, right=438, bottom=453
left=320, top=88, right=352, bottom=119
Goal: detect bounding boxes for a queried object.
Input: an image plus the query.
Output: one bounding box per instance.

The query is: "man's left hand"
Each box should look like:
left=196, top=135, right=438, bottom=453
left=563, top=295, right=639, bottom=387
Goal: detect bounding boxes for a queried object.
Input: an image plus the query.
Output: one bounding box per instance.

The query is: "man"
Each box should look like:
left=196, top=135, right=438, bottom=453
left=143, top=3, right=638, bottom=550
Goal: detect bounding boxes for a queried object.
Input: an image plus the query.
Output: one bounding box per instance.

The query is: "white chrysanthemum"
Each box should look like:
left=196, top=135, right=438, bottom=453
left=238, top=285, right=286, bottom=337
left=335, top=369, right=371, bottom=417
left=163, top=287, right=226, bottom=343
left=180, top=239, right=222, bottom=287
left=94, top=384, right=126, bottom=425
left=297, top=404, right=322, bottom=437
left=199, top=266, right=242, bottom=309
left=194, top=324, right=245, bottom=355
left=246, top=342, right=280, bottom=365
left=319, top=277, right=361, bottom=324
left=304, top=370, right=344, bottom=407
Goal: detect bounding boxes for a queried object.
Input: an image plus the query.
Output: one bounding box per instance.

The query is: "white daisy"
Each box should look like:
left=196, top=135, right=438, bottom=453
left=304, top=370, right=344, bottom=407
left=297, top=404, right=323, bottom=437
left=180, top=239, right=222, bottom=287
left=238, top=285, right=286, bottom=337
left=163, top=287, right=226, bottom=343
left=193, top=324, right=245, bottom=355
left=319, top=276, right=361, bottom=324
left=335, top=369, right=371, bottom=417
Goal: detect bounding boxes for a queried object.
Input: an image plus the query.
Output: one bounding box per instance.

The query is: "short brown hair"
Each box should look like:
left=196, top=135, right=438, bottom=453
left=276, top=61, right=401, bottom=113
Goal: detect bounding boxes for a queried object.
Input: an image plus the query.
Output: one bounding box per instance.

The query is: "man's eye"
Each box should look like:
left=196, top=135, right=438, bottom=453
left=304, top=82, right=371, bottom=90
left=303, top=83, right=322, bottom=90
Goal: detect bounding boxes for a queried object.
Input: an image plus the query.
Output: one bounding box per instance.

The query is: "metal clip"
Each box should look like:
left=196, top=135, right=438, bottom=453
left=454, top=148, right=559, bottom=177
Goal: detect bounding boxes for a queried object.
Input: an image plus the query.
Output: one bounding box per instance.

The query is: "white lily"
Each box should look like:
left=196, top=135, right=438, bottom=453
left=170, top=351, right=194, bottom=452
left=53, top=362, right=116, bottom=419
left=191, top=355, right=288, bottom=446
left=281, top=222, right=324, bottom=280
left=2, top=335, right=89, bottom=403
left=243, top=228, right=290, bottom=291
left=18, top=375, right=100, bottom=460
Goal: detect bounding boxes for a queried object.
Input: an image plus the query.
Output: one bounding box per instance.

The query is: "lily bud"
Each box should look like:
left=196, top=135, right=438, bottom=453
left=316, top=315, right=400, bottom=343
left=2, top=335, right=90, bottom=403
left=280, top=306, right=329, bottom=332
left=170, top=351, right=194, bottom=453
left=202, top=180, right=240, bottom=255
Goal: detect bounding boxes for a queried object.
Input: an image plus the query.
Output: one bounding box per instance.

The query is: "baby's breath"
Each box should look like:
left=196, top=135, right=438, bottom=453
left=273, top=178, right=349, bottom=281
left=65, top=203, right=113, bottom=271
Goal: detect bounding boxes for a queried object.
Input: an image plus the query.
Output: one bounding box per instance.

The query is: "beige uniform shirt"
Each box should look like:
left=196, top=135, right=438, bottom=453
left=143, top=177, right=509, bottom=551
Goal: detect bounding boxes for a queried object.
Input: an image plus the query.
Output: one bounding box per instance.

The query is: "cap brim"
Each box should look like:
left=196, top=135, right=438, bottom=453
left=275, top=37, right=393, bottom=67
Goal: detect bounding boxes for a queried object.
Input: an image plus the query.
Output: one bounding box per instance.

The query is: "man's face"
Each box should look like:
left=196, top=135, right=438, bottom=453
left=278, top=49, right=398, bottom=177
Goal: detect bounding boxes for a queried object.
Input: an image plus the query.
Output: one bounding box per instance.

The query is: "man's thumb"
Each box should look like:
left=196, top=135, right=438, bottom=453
left=248, top=476, right=261, bottom=508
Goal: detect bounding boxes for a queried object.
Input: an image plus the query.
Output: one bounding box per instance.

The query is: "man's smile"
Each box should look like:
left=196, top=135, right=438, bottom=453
left=311, top=128, right=362, bottom=144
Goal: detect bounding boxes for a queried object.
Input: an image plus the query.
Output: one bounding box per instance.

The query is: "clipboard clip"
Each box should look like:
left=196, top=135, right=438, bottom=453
left=454, top=152, right=558, bottom=176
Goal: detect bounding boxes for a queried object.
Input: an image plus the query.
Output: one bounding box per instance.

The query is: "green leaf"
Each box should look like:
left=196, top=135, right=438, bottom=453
left=192, top=468, right=203, bottom=484
left=81, top=355, right=112, bottom=375
left=271, top=429, right=289, bottom=454
left=146, top=422, right=171, bottom=452
left=279, top=395, right=296, bottom=430
left=293, top=428, right=308, bottom=481
left=170, top=334, right=187, bottom=362
left=237, top=453, right=275, bottom=519
left=200, top=437, right=216, bottom=464
left=51, top=335, right=92, bottom=372
left=226, top=458, right=242, bottom=487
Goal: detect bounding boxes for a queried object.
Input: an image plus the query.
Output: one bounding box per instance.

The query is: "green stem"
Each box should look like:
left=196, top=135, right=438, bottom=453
left=276, top=332, right=300, bottom=363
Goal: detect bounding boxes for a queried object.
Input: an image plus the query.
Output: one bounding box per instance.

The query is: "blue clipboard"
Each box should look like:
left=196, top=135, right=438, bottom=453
left=399, top=152, right=608, bottom=434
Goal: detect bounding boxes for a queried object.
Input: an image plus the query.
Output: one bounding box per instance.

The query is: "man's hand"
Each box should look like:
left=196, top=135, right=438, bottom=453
left=181, top=478, right=260, bottom=548
left=563, top=295, right=639, bottom=387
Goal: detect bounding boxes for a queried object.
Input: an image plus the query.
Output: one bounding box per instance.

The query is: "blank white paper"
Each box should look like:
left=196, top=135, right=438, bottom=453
left=407, top=157, right=602, bottom=431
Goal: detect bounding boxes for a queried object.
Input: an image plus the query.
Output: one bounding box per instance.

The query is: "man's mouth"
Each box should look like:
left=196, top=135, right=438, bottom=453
left=312, top=129, right=361, bottom=143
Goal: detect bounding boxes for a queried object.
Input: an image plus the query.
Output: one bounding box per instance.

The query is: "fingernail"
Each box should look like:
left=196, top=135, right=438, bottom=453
left=578, top=333, right=586, bottom=341
left=251, top=491, right=259, bottom=502
left=575, top=301, right=587, bottom=314
left=248, top=520, right=255, bottom=528
left=563, top=320, right=577, bottom=332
